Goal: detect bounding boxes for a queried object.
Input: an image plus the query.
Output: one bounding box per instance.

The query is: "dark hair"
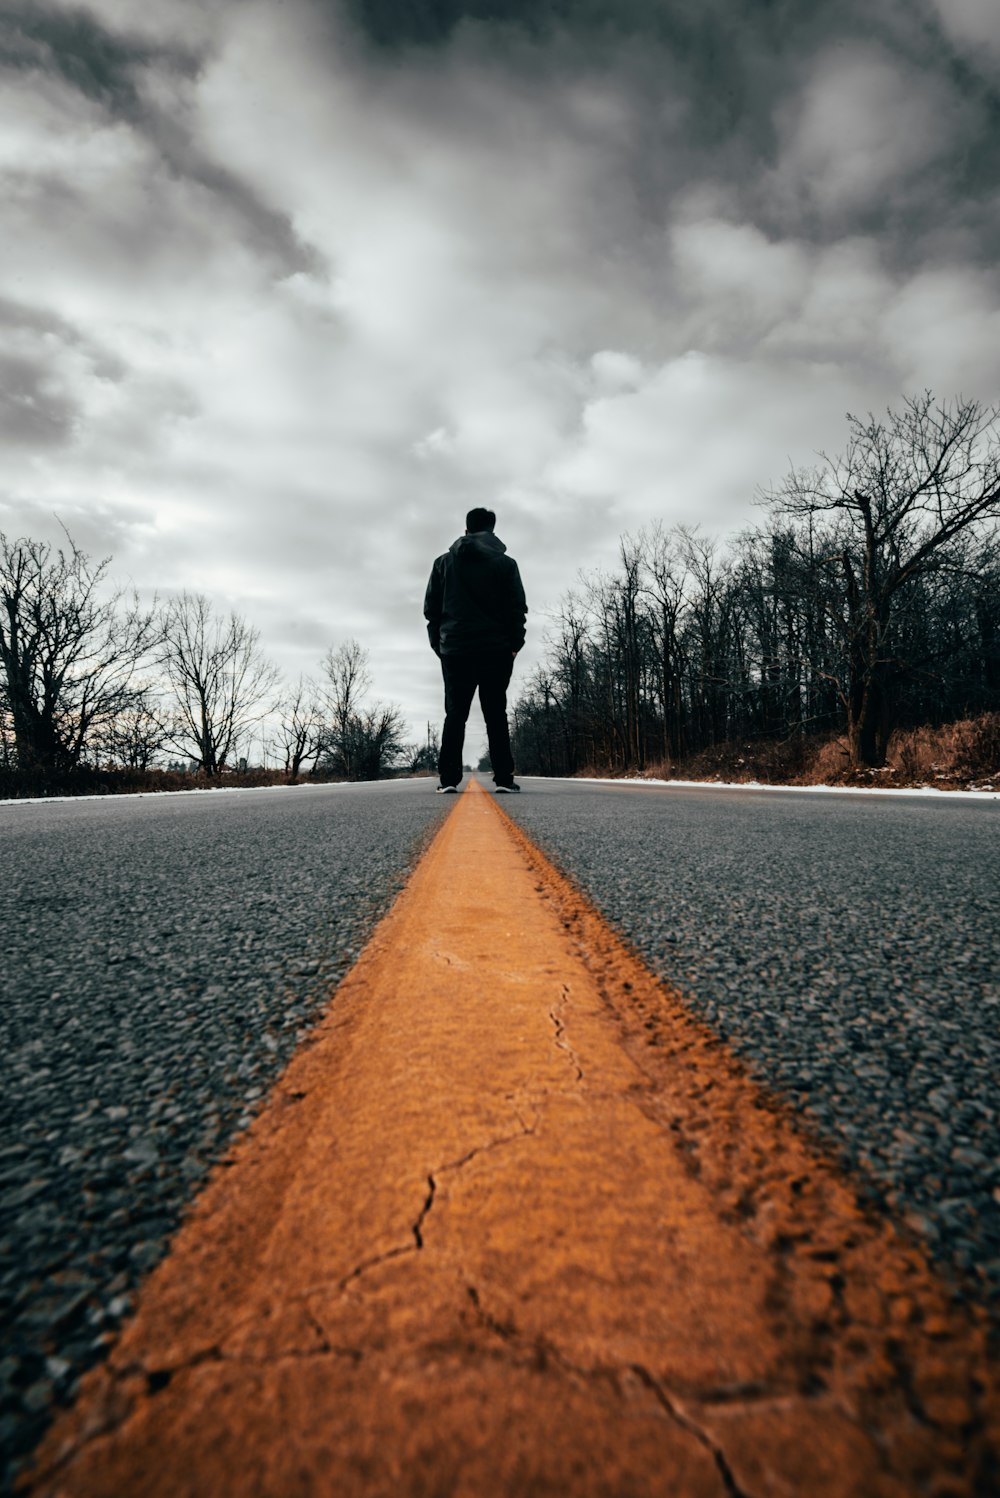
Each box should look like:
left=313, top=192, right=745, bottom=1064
left=466, top=507, right=496, bottom=534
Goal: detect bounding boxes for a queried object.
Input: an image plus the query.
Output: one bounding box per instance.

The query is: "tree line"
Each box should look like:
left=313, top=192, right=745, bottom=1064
left=0, top=536, right=416, bottom=783
left=511, top=394, right=1000, bottom=775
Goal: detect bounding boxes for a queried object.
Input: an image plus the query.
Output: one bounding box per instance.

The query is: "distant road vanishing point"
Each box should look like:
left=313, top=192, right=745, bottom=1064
left=6, top=777, right=999, bottom=1496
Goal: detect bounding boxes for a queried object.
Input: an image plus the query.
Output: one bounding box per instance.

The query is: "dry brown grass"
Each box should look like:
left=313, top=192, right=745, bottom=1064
left=888, top=712, right=1000, bottom=785
left=580, top=711, right=1000, bottom=792
left=641, top=734, right=812, bottom=786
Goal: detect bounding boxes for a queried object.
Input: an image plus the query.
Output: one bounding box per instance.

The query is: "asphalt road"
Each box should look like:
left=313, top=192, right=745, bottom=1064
left=30, top=782, right=996, bottom=1498
left=0, top=781, right=448, bottom=1490
left=4, top=775, right=999, bottom=1487
left=505, top=778, right=1000, bottom=1303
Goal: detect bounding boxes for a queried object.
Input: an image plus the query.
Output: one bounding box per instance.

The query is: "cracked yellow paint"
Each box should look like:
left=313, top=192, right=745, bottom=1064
left=27, top=782, right=1000, bottom=1496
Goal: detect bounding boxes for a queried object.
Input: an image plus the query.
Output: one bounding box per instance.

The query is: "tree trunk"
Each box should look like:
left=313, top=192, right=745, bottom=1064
left=847, top=664, right=891, bottom=768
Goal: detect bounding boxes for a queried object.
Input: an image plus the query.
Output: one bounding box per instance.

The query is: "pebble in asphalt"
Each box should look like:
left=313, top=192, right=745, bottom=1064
left=0, top=781, right=448, bottom=1492
left=504, top=780, right=1000, bottom=1307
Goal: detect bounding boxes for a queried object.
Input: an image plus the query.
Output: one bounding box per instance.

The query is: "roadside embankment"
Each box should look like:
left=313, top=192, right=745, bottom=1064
left=571, top=711, right=1000, bottom=793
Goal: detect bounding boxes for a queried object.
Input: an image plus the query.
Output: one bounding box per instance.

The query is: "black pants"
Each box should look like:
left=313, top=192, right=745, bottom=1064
left=439, top=649, right=516, bottom=787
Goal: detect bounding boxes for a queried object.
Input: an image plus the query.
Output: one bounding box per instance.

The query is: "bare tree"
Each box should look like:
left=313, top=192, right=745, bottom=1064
left=0, top=531, right=156, bottom=771
left=640, top=525, right=690, bottom=761
left=93, top=684, right=169, bottom=770
left=160, top=593, right=279, bottom=775
left=768, top=393, right=1000, bottom=766
left=351, top=701, right=407, bottom=779
left=676, top=529, right=738, bottom=749
left=319, top=638, right=371, bottom=778
left=277, top=676, right=323, bottom=782
left=511, top=399, right=1000, bottom=780
left=406, top=722, right=440, bottom=774
left=0, top=686, right=15, bottom=769
left=546, top=592, right=592, bottom=773
left=317, top=639, right=405, bottom=779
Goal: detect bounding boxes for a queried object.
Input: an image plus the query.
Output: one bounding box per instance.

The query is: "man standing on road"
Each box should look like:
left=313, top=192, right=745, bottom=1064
left=424, top=508, right=527, bottom=794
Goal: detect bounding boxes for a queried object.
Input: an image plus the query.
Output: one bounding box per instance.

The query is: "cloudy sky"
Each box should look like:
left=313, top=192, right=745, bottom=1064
left=2, top=0, right=999, bottom=750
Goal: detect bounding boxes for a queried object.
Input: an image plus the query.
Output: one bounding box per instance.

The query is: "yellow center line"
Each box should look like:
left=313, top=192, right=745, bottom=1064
left=28, top=781, right=999, bottom=1496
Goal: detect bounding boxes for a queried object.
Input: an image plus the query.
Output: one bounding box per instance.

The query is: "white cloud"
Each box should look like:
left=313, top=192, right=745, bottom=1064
left=926, top=0, right=1000, bottom=71
left=763, top=238, right=894, bottom=364
left=669, top=218, right=810, bottom=347
left=589, top=351, right=645, bottom=394
left=881, top=266, right=1000, bottom=396
left=771, top=44, right=958, bottom=220
left=543, top=349, right=873, bottom=538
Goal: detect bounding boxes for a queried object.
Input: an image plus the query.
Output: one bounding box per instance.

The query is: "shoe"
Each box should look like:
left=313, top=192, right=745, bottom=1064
left=436, top=784, right=458, bottom=794
left=494, top=782, right=520, bottom=794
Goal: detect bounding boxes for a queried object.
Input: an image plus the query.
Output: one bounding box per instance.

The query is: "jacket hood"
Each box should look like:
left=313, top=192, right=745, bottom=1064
left=450, top=531, right=507, bottom=559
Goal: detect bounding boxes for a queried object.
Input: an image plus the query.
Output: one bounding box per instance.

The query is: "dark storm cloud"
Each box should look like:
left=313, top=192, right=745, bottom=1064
left=0, top=354, right=77, bottom=445
left=0, top=1, right=197, bottom=111
left=343, top=0, right=794, bottom=58
left=341, top=0, right=1000, bottom=255
left=0, top=296, right=127, bottom=383
left=341, top=0, right=1000, bottom=90
left=343, top=0, right=799, bottom=144
left=2, top=2, right=323, bottom=278
left=0, top=297, right=129, bottom=449
left=0, top=490, right=161, bottom=567
left=142, top=121, right=327, bottom=281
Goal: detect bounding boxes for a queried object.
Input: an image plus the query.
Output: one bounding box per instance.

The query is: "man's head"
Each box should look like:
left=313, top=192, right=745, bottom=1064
left=466, top=507, right=496, bottom=534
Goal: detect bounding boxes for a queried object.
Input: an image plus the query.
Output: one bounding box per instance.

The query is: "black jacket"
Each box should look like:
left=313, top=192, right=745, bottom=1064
left=424, top=532, right=527, bottom=657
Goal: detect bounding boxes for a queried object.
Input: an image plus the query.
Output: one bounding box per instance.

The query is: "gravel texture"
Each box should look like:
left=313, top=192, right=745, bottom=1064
left=506, top=779, right=1000, bottom=1304
left=0, top=781, right=448, bottom=1491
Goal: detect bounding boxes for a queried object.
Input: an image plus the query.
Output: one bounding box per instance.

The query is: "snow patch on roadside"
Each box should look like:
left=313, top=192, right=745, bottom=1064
left=0, top=779, right=435, bottom=808
left=521, top=776, right=1000, bottom=801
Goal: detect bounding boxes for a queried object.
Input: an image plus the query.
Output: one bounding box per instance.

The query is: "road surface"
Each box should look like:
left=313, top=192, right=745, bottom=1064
left=1, top=782, right=449, bottom=1489
left=505, top=777, right=1000, bottom=1296
left=4, top=777, right=999, bottom=1494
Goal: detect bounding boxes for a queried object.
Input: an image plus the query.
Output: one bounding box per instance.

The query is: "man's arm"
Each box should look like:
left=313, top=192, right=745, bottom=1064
left=506, top=561, right=527, bottom=653
left=423, top=559, right=443, bottom=656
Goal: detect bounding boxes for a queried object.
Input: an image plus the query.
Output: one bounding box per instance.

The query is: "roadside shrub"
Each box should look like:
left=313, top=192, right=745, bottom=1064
left=808, top=736, right=853, bottom=783
left=945, top=712, right=1000, bottom=778
left=568, top=712, right=998, bottom=790
left=884, top=714, right=1000, bottom=784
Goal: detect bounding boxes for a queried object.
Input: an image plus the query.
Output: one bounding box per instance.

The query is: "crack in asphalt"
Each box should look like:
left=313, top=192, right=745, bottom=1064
left=465, top=1266, right=917, bottom=1498
left=37, top=1329, right=370, bottom=1484
left=133, top=1117, right=542, bottom=1380
left=115, top=1120, right=547, bottom=1405
left=340, top=1120, right=539, bottom=1281
left=549, top=984, right=585, bottom=1083
left=34, top=1065, right=904, bottom=1498
left=507, top=1096, right=541, bottom=1135
left=128, top=1331, right=367, bottom=1393
left=412, top=1174, right=436, bottom=1250
left=463, top=1286, right=755, bottom=1497
left=629, top=1363, right=753, bottom=1498
left=337, top=1242, right=416, bottom=1293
